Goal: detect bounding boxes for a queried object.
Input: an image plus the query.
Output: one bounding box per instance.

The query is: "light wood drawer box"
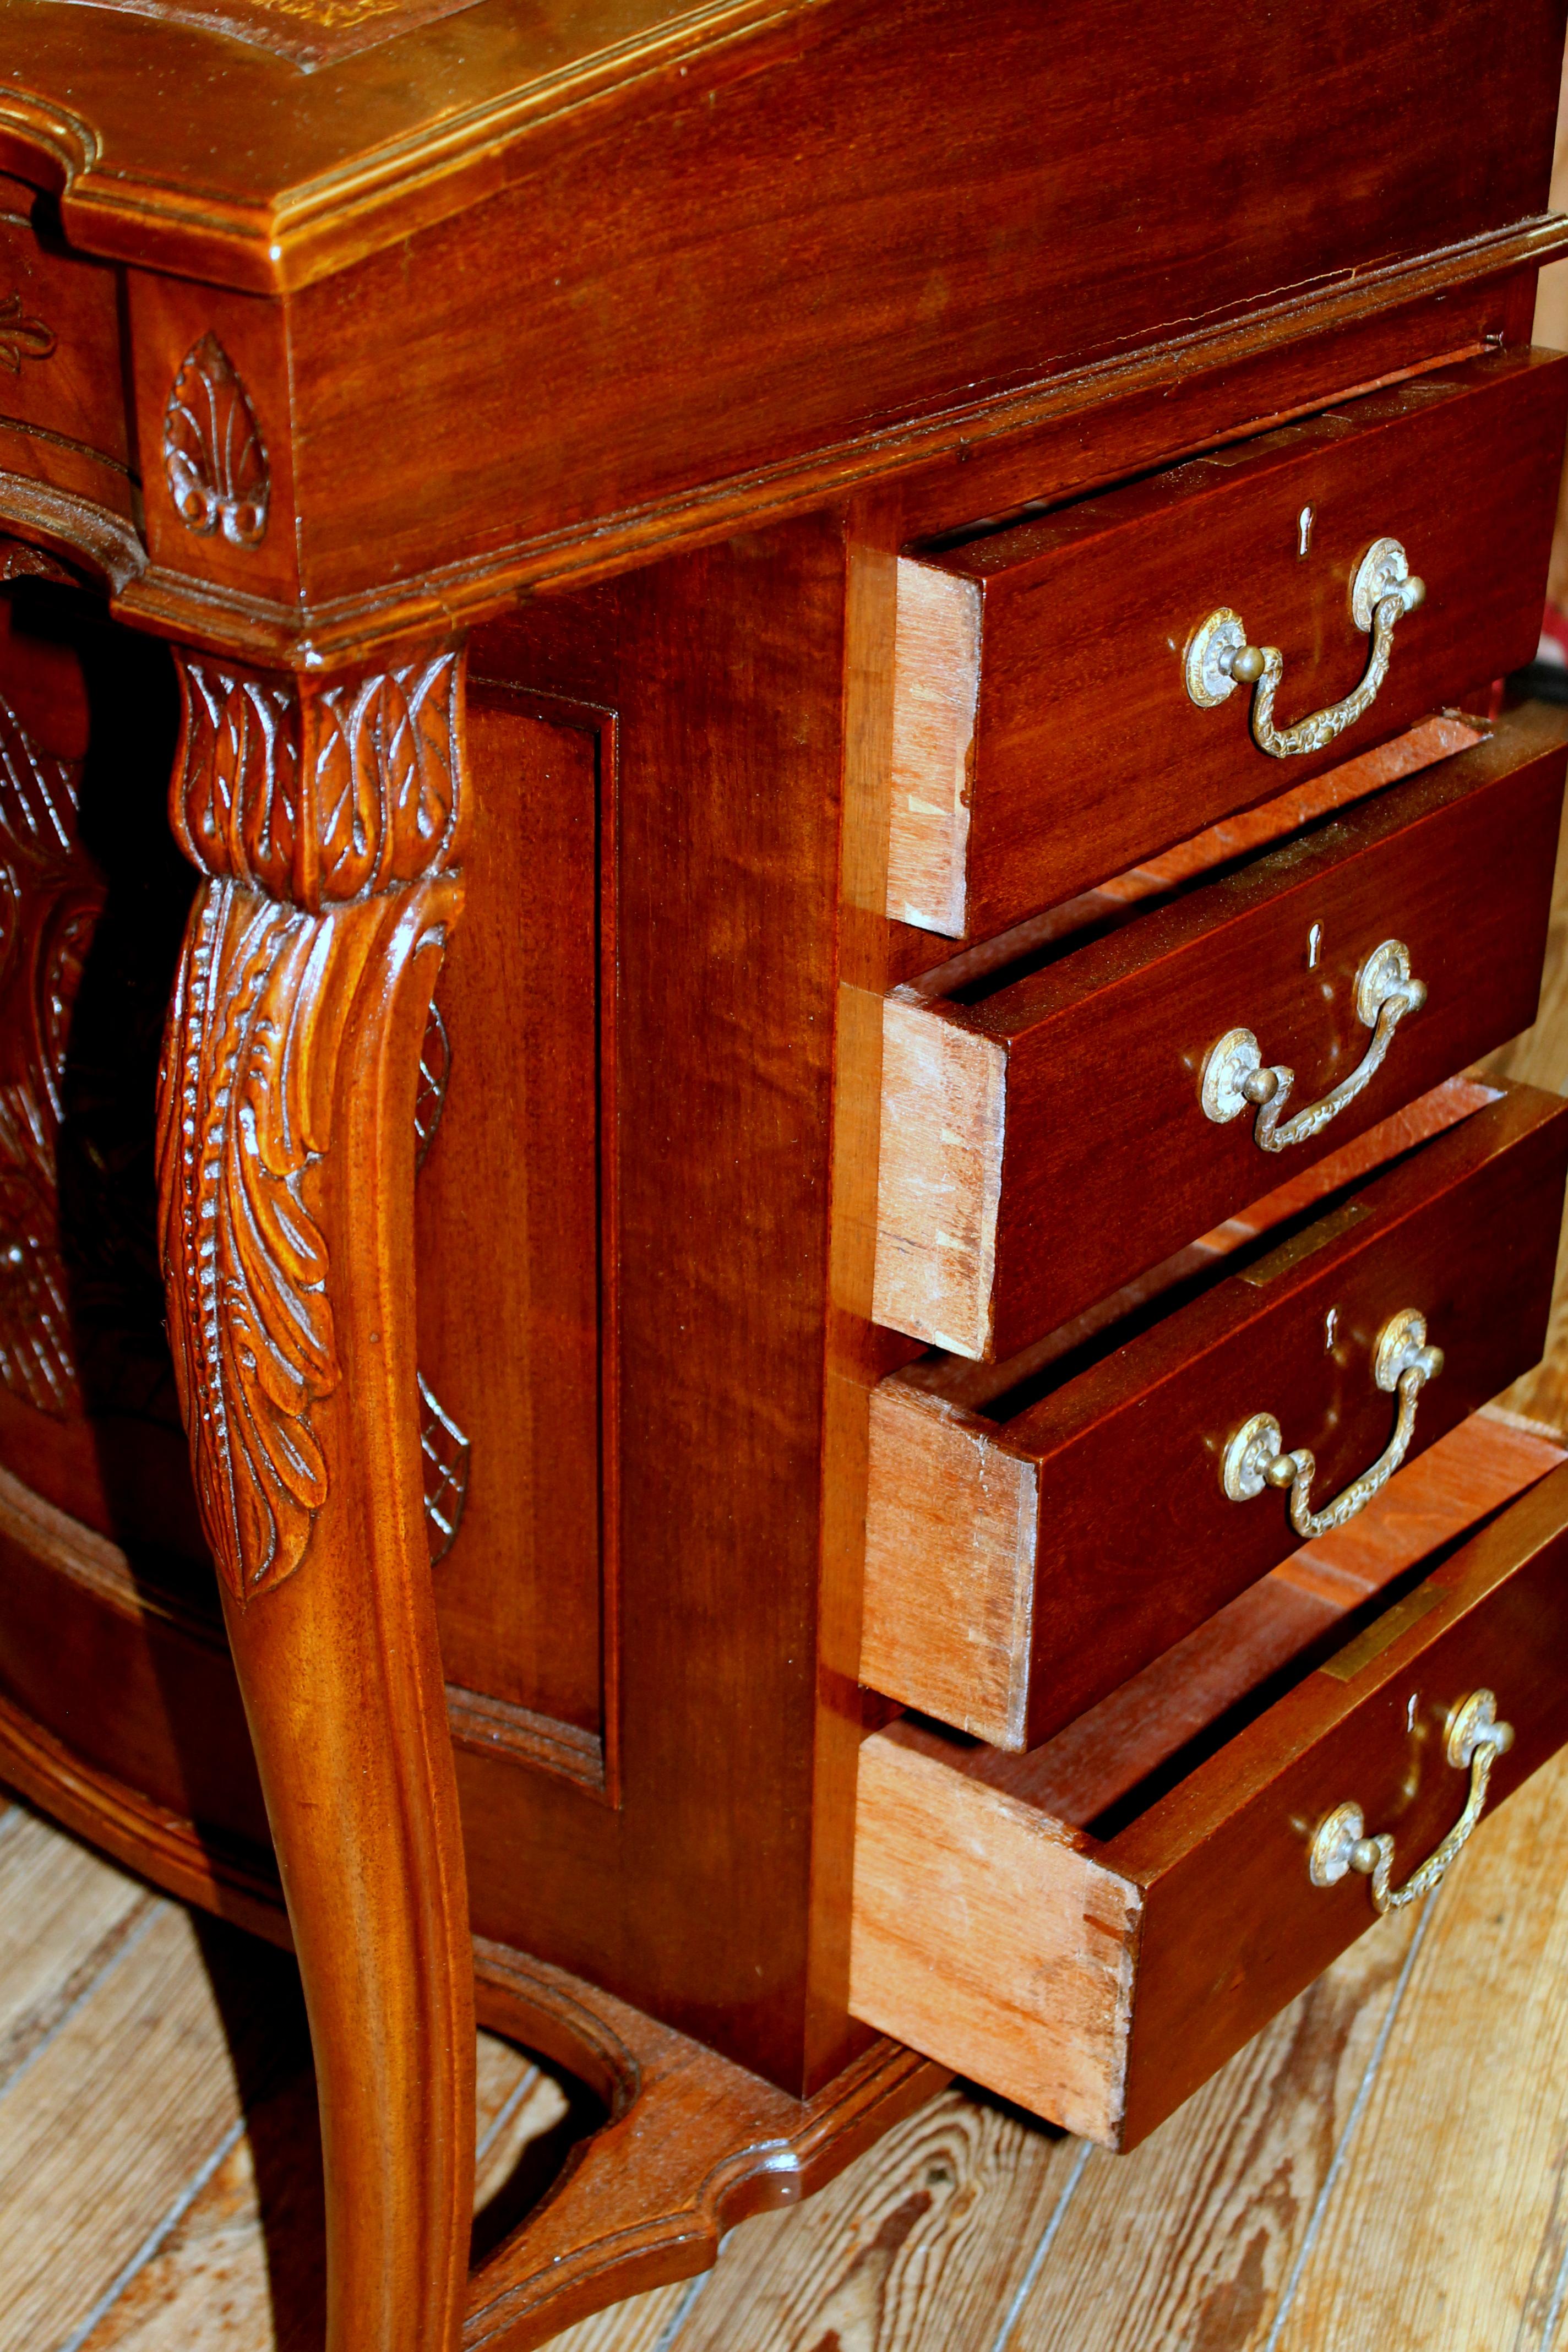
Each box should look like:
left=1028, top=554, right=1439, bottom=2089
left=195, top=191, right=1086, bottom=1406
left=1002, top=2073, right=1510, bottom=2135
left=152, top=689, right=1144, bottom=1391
left=862, top=1079, right=1568, bottom=1749
left=889, top=350, right=1568, bottom=941
left=850, top=1416, right=1568, bottom=2150
left=873, top=706, right=1566, bottom=1362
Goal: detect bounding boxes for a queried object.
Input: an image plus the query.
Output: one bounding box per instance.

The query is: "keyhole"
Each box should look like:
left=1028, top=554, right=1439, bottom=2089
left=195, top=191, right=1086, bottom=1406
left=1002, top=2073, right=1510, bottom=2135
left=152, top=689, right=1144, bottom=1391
left=1298, top=504, right=1315, bottom=558
left=1308, top=921, right=1323, bottom=970
left=1325, top=1306, right=1338, bottom=1352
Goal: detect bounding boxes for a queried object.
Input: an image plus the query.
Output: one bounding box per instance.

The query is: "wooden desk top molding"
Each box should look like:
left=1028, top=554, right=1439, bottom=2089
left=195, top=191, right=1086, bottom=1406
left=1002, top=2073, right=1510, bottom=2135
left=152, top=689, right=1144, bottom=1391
left=2, top=3, right=1567, bottom=666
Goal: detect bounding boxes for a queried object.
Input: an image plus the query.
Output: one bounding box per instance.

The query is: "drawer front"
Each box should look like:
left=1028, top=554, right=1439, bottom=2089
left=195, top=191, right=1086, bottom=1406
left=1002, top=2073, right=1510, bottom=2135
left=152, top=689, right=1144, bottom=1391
left=850, top=1434, right=1568, bottom=2150
left=873, top=707, right=1567, bottom=1361
left=863, top=1084, right=1568, bottom=1750
left=0, top=175, right=137, bottom=580
left=889, top=351, right=1568, bottom=941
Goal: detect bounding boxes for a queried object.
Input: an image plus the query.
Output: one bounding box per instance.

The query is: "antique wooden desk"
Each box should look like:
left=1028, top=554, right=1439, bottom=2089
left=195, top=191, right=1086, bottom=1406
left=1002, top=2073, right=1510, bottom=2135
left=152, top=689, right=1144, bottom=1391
left=2, top=3, right=1568, bottom=2346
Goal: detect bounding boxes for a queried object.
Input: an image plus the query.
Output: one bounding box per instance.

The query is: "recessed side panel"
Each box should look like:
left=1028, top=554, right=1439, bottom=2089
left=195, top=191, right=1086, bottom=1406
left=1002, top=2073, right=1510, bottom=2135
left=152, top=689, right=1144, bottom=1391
left=417, top=688, right=606, bottom=1737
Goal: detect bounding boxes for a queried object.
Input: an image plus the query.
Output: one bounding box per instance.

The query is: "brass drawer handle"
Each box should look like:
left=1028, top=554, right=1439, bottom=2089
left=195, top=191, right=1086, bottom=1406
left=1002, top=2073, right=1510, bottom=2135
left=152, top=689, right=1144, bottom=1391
left=1185, top=536, right=1425, bottom=758
left=1201, top=937, right=1425, bottom=1152
left=1221, top=1308, right=1443, bottom=1540
left=1309, top=1690, right=1514, bottom=1913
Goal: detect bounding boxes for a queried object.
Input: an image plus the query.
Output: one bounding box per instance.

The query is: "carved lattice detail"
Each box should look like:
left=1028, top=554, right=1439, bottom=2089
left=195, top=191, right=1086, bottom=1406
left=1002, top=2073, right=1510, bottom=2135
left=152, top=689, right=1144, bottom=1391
left=158, top=649, right=466, bottom=1599
left=0, top=690, right=94, bottom=1417
left=164, top=332, right=270, bottom=549
left=415, top=999, right=449, bottom=1168
left=417, top=1370, right=470, bottom=1564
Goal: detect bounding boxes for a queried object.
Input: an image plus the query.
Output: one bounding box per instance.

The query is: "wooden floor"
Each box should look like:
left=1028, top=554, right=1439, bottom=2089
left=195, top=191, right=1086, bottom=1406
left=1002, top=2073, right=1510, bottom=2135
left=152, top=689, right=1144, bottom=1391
left=1, top=1747, right=1566, bottom=2352
left=6, top=776, right=1568, bottom=2352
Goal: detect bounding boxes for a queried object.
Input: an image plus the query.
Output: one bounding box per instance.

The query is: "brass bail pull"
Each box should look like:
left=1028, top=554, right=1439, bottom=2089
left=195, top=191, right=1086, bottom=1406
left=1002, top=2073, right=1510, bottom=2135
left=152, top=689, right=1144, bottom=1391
left=1200, top=938, right=1425, bottom=1153
left=1184, top=536, right=1425, bottom=758
left=1221, top=1308, right=1444, bottom=1542
left=1308, top=1691, right=1515, bottom=1913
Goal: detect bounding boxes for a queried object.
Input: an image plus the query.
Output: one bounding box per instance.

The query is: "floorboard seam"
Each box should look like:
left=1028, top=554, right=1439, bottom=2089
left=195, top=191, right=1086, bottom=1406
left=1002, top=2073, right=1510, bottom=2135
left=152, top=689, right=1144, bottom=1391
left=0, top=1899, right=163, bottom=2116
left=1257, top=1899, right=1436, bottom=2352
left=52, top=2110, right=248, bottom=2352
left=984, top=2133, right=1095, bottom=2352
left=475, top=2065, right=541, bottom=2169
left=1536, top=2186, right=1568, bottom=2352
left=649, top=2268, right=711, bottom=2351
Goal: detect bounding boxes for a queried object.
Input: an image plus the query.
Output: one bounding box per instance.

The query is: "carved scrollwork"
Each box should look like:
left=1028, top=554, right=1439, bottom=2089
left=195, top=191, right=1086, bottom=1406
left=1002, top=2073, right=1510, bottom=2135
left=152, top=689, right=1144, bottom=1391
left=0, top=540, right=76, bottom=588
left=0, top=689, right=77, bottom=865
left=158, top=647, right=466, bottom=1599
left=0, top=294, right=54, bottom=373
left=163, top=332, right=270, bottom=549
left=0, top=685, right=92, bottom=1417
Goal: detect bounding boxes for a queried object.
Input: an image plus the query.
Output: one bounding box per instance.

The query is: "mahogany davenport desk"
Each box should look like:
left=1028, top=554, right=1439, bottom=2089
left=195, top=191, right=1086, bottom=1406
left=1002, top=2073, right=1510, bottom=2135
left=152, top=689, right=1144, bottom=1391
left=3, top=3, right=1568, bottom=2345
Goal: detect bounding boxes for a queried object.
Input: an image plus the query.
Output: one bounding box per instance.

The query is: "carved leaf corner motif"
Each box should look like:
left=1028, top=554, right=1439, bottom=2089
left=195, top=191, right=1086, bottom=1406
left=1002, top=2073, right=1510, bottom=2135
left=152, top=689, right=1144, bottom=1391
left=313, top=656, right=461, bottom=900
left=175, top=658, right=300, bottom=897
left=159, top=881, right=340, bottom=1598
left=163, top=331, right=270, bottom=551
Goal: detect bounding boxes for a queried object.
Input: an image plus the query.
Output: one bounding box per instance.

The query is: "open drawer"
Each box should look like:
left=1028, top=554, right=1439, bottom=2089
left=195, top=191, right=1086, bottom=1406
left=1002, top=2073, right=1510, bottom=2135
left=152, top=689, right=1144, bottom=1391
left=873, top=706, right=1566, bottom=1360
left=850, top=1411, right=1568, bottom=2149
left=862, top=1078, right=1568, bottom=1748
left=887, top=350, right=1568, bottom=941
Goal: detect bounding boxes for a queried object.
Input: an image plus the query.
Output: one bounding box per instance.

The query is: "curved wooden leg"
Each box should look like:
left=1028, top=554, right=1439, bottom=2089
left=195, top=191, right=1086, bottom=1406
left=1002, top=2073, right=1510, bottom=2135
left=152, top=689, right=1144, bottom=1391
left=156, top=646, right=476, bottom=2352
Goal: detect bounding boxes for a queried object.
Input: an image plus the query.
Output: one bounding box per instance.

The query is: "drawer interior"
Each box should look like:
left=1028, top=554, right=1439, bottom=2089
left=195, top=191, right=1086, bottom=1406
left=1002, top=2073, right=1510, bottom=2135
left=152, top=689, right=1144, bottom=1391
left=897, top=711, right=1485, bottom=1010
left=863, top=1074, right=1568, bottom=1747
left=970, top=1408, right=1564, bottom=1841
left=852, top=1412, right=1568, bottom=2149
left=873, top=706, right=1567, bottom=1359
left=887, top=350, right=1568, bottom=945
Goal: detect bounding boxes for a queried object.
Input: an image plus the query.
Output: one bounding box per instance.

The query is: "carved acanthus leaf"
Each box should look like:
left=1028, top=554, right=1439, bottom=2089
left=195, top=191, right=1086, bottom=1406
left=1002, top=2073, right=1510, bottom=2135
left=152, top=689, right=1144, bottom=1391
left=164, top=332, right=270, bottom=549
left=159, top=647, right=466, bottom=1597
left=159, top=879, right=349, bottom=1596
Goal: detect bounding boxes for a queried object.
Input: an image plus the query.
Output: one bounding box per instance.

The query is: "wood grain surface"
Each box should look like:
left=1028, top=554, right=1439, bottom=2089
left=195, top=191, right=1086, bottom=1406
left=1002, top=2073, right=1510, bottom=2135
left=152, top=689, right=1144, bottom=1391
left=885, top=562, right=978, bottom=935
left=899, top=352, right=1568, bottom=941
left=6, top=1761, right=1566, bottom=2352
left=879, top=707, right=1568, bottom=1359
left=852, top=1417, right=1568, bottom=2148
left=1266, top=1752, right=1568, bottom=2352
left=862, top=1083, right=1568, bottom=1748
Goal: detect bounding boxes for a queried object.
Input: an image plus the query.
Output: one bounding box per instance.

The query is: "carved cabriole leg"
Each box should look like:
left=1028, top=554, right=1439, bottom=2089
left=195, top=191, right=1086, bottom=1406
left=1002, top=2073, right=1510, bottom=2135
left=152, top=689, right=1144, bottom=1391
left=155, top=646, right=476, bottom=2352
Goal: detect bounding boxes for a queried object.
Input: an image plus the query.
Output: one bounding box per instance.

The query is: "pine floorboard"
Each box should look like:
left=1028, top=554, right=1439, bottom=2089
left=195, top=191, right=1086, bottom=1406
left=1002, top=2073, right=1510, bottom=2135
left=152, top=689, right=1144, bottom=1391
left=7, top=1766, right=1562, bottom=2352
